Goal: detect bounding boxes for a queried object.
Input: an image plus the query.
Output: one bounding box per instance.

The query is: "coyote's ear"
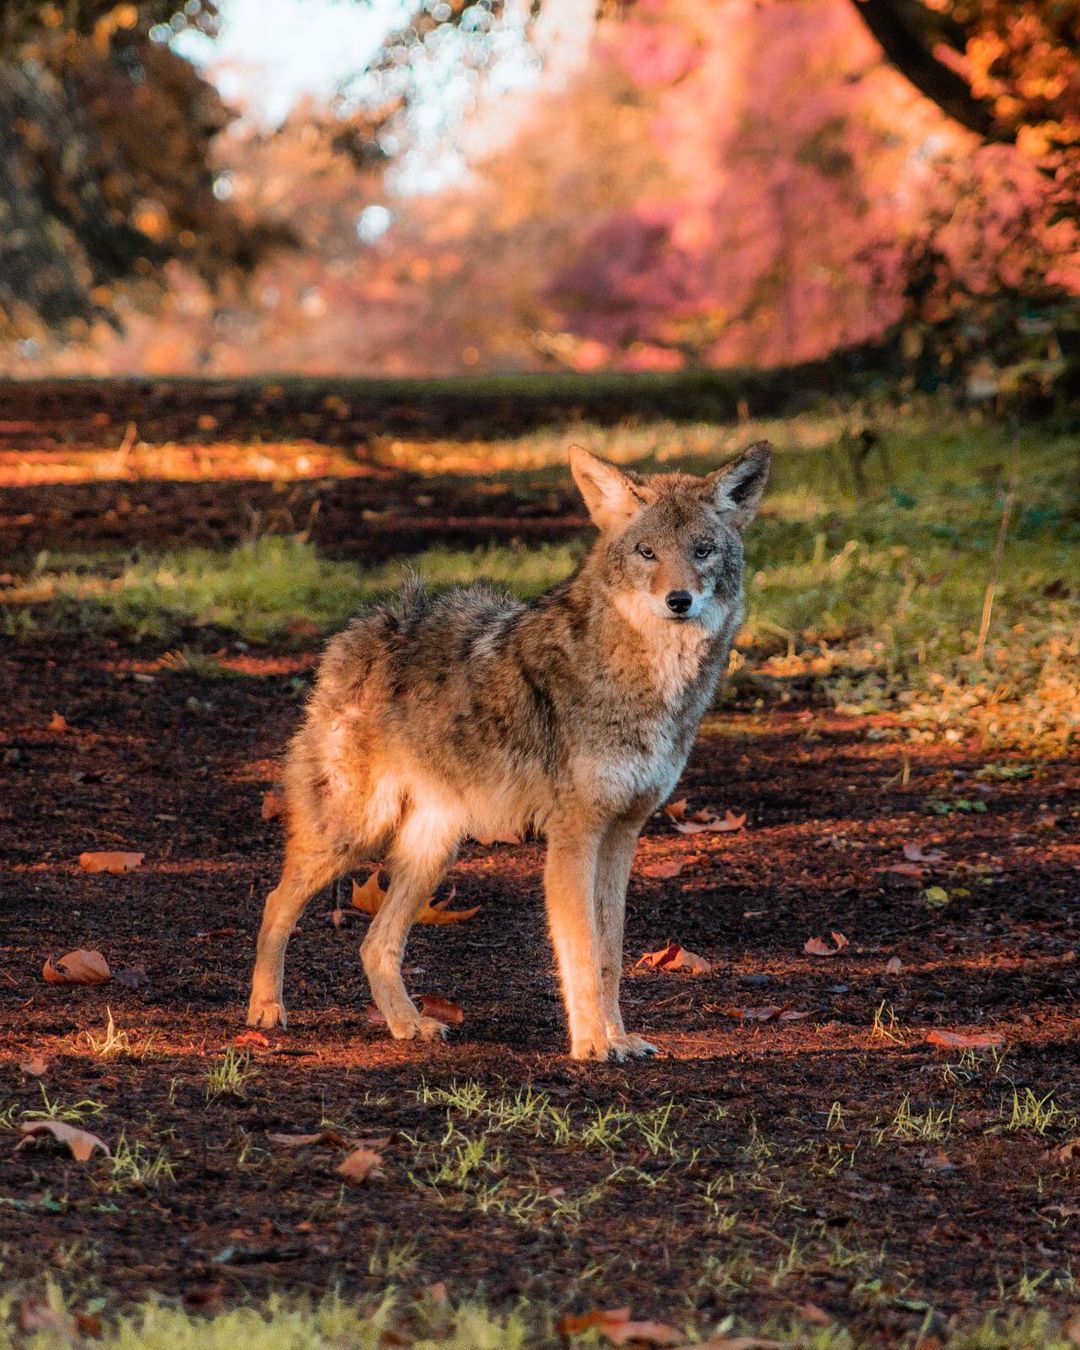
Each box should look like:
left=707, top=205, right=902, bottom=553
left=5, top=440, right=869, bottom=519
left=706, top=440, right=771, bottom=531
left=568, top=445, right=647, bottom=531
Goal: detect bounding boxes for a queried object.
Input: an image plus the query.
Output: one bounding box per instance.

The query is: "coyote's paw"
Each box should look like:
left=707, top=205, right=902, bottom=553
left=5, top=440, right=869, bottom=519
left=570, top=1033, right=615, bottom=1062
left=389, top=1014, right=450, bottom=1043
left=572, top=1031, right=658, bottom=1062
left=608, top=1033, right=659, bottom=1060
left=247, top=998, right=287, bottom=1030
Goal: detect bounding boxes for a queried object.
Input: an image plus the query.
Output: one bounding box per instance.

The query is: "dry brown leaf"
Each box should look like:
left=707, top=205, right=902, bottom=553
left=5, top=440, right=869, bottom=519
left=266, top=1129, right=349, bottom=1148
left=1043, top=1138, right=1080, bottom=1165
left=803, top=932, right=849, bottom=958
left=17, top=1119, right=110, bottom=1162
left=261, top=789, right=286, bottom=821
left=364, top=1002, right=387, bottom=1025
left=42, top=949, right=111, bottom=985
left=664, top=800, right=746, bottom=835
left=419, top=994, right=464, bottom=1025
left=639, top=858, right=687, bottom=879
left=19, top=1054, right=50, bottom=1076
left=46, top=712, right=68, bottom=733
left=558, top=1308, right=683, bottom=1346
left=234, top=1030, right=271, bottom=1050
left=351, top=871, right=387, bottom=916
left=877, top=862, right=927, bottom=879
left=351, top=873, right=480, bottom=926
left=638, top=942, right=712, bottom=976
left=903, top=842, right=944, bottom=863
left=79, top=851, right=144, bottom=875
left=925, top=1029, right=1005, bottom=1050
left=336, top=1146, right=384, bottom=1184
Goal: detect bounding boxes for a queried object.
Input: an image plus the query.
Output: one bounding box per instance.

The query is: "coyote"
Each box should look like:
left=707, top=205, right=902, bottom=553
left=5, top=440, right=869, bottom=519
left=247, top=441, right=770, bottom=1060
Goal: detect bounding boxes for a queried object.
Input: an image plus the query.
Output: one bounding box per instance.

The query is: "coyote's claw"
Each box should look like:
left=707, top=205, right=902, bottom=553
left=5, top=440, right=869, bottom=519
left=610, top=1033, right=659, bottom=1059
left=247, top=999, right=287, bottom=1030
left=572, top=1031, right=658, bottom=1062
left=390, top=1014, right=449, bottom=1043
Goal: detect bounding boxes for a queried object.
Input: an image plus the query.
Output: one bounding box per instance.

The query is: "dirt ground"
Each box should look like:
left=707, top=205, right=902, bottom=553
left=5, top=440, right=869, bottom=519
left=0, top=387, right=1078, bottom=1344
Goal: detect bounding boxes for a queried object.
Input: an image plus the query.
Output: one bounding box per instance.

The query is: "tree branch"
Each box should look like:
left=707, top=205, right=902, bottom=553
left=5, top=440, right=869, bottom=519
left=848, top=0, right=1001, bottom=141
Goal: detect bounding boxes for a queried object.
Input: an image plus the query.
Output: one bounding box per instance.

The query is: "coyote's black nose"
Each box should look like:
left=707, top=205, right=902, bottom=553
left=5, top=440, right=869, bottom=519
left=666, top=590, right=693, bottom=615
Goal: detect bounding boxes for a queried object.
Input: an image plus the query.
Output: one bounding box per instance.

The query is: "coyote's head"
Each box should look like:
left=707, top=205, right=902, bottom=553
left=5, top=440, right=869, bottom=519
left=569, top=441, right=771, bottom=631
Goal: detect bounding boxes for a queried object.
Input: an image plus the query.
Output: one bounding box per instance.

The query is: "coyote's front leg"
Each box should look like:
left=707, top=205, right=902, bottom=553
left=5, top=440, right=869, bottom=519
left=596, top=816, right=657, bottom=1060
left=544, top=820, right=610, bottom=1060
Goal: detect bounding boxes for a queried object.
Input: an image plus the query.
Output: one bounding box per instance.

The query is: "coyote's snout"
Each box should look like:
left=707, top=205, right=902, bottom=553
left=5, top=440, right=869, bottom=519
left=247, top=441, right=771, bottom=1060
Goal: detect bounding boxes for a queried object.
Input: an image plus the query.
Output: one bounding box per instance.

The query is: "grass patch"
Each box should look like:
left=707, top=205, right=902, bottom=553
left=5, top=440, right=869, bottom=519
left=0, top=539, right=580, bottom=642
left=2, top=404, right=1077, bottom=752
left=2, top=1285, right=1079, bottom=1348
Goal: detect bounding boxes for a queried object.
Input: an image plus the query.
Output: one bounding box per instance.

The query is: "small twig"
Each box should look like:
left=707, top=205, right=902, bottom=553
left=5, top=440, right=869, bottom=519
left=974, top=476, right=1018, bottom=664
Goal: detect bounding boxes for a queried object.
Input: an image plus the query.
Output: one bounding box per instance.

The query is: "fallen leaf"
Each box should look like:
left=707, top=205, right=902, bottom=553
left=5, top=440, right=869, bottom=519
left=903, top=843, right=943, bottom=863
left=558, top=1308, right=683, bottom=1346
left=925, top=1029, right=1005, bottom=1050
left=799, top=1303, right=832, bottom=1327
left=723, top=1006, right=809, bottom=1023
left=1042, top=1138, right=1080, bottom=1165
left=79, top=851, right=144, bottom=875
left=1036, top=811, right=1058, bottom=831
left=364, top=1003, right=387, bottom=1025
left=803, top=932, right=849, bottom=958
left=42, top=950, right=111, bottom=985
left=16, top=1119, right=110, bottom=1162
left=336, top=1147, right=384, bottom=1184
left=637, top=942, right=712, bottom=975
left=351, top=873, right=480, bottom=925
left=266, top=1129, right=349, bottom=1148
left=885, top=956, right=903, bottom=974
left=664, top=800, right=746, bottom=835
left=46, top=712, right=68, bottom=733
left=422, top=888, right=482, bottom=926
left=923, top=885, right=950, bottom=908
left=419, top=994, right=464, bottom=1024
left=351, top=871, right=387, bottom=917
left=639, top=858, right=687, bottom=879
left=234, top=1030, right=271, bottom=1050
left=261, top=789, right=285, bottom=821
left=19, top=1054, right=50, bottom=1076
left=878, top=863, right=927, bottom=878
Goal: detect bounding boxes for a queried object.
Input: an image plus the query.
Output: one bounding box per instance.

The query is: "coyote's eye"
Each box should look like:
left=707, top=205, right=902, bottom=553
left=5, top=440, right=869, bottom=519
left=692, top=542, right=714, bottom=560
left=635, top=543, right=656, bottom=560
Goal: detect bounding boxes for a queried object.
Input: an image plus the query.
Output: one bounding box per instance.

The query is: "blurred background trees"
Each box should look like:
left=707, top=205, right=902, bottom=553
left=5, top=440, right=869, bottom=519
left=0, top=0, right=1076, bottom=395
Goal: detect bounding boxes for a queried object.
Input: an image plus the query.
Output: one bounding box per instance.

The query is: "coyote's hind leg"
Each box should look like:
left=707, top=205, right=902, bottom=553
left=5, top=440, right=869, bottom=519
left=248, top=843, right=343, bottom=1029
left=360, top=807, right=459, bottom=1041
